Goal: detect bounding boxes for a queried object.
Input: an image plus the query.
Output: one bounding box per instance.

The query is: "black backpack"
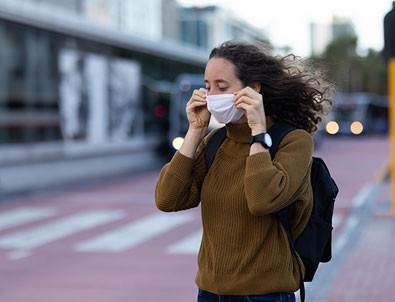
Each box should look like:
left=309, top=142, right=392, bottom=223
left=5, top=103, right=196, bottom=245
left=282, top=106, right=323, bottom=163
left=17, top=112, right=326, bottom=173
left=204, top=122, right=339, bottom=302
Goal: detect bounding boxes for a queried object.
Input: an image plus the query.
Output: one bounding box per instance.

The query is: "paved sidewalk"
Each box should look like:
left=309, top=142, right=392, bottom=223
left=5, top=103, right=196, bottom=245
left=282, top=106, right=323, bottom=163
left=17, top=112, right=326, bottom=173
left=319, top=179, right=394, bottom=302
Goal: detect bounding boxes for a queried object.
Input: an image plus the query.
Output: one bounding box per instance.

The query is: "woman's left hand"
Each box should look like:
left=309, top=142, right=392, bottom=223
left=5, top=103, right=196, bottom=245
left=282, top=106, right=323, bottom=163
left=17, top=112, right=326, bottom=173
left=234, top=87, right=267, bottom=135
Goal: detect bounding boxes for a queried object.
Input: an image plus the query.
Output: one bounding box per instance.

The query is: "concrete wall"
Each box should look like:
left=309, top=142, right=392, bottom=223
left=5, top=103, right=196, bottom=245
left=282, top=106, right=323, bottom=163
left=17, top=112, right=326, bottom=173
left=0, top=137, right=163, bottom=195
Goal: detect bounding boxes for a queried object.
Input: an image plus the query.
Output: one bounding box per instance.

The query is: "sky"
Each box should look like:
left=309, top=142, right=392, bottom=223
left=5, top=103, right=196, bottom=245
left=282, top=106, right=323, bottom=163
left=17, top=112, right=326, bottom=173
left=178, top=0, right=394, bottom=57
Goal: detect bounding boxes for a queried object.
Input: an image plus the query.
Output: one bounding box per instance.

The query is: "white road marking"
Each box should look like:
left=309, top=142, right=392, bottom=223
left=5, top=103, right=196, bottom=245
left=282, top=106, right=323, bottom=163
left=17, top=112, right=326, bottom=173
left=8, top=250, right=31, bottom=260
left=352, top=184, right=375, bottom=208
left=332, top=214, right=342, bottom=229
left=0, top=210, right=124, bottom=251
left=0, top=207, right=56, bottom=231
left=333, top=216, right=359, bottom=255
left=76, top=212, right=194, bottom=252
left=333, top=183, right=378, bottom=255
left=166, top=229, right=202, bottom=254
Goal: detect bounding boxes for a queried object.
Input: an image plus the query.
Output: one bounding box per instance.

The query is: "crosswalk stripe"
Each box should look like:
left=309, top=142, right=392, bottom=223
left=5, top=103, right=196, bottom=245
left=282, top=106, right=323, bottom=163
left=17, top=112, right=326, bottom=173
left=0, top=210, right=124, bottom=251
left=0, top=207, right=56, bottom=231
left=166, top=229, right=202, bottom=254
left=75, top=212, right=194, bottom=252
left=332, top=214, right=342, bottom=229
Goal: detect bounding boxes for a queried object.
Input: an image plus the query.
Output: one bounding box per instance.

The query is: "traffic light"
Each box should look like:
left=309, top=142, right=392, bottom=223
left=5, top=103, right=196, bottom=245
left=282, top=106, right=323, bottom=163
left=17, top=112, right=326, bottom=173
left=383, top=2, right=395, bottom=61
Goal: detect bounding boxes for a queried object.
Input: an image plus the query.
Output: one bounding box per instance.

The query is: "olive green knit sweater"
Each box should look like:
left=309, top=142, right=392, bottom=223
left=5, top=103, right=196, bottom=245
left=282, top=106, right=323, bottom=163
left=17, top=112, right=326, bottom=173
left=155, top=121, right=313, bottom=295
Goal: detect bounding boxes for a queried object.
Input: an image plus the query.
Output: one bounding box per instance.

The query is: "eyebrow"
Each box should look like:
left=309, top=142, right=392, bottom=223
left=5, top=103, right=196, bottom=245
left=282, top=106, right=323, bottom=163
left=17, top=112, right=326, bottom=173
left=204, top=79, right=230, bottom=84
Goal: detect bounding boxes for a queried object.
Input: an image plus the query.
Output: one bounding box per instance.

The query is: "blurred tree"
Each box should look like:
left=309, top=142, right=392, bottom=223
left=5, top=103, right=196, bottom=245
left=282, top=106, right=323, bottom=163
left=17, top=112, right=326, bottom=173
left=315, top=34, right=388, bottom=95
left=361, top=49, right=388, bottom=94
left=321, top=34, right=360, bottom=93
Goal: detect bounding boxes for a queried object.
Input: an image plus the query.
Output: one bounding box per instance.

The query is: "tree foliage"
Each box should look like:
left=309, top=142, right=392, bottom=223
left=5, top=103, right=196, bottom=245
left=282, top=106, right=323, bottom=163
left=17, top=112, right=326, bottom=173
left=312, top=34, right=388, bottom=95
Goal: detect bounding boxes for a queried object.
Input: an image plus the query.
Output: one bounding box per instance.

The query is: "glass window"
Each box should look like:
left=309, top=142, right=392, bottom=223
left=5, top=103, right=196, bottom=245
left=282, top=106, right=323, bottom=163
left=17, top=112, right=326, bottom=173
left=0, top=19, right=204, bottom=144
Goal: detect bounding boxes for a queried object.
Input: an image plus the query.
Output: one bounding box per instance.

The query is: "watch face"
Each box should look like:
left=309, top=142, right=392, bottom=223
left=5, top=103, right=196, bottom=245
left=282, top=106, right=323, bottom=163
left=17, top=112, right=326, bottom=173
left=264, top=133, right=273, bottom=147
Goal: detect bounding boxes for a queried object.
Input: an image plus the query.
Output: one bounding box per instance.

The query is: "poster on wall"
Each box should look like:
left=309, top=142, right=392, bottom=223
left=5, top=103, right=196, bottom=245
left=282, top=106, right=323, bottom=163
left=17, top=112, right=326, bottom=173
left=59, top=50, right=142, bottom=143
left=109, top=58, right=141, bottom=140
left=58, top=49, right=85, bottom=141
left=84, top=53, right=109, bottom=143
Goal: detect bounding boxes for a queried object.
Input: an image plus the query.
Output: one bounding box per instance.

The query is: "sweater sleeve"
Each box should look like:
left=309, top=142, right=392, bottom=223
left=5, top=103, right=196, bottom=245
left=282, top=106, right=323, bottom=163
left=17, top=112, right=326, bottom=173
left=244, top=129, right=313, bottom=216
left=155, top=135, right=208, bottom=212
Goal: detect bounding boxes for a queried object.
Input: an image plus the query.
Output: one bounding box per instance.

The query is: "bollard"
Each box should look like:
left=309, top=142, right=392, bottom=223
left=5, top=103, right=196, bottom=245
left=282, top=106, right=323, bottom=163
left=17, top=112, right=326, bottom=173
left=384, top=2, right=395, bottom=216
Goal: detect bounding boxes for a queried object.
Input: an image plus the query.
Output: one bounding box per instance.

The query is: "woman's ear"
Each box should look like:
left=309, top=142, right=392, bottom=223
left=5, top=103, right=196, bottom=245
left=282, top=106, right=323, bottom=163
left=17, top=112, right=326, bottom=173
left=250, top=82, right=261, bottom=93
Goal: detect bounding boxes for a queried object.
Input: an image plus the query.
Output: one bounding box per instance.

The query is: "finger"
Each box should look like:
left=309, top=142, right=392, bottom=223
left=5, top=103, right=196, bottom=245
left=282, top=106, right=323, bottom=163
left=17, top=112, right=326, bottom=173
left=187, top=98, right=207, bottom=110
left=191, top=98, right=207, bottom=107
left=235, top=101, right=252, bottom=111
left=193, top=88, right=207, bottom=98
left=235, top=99, right=264, bottom=116
left=234, top=87, right=256, bottom=102
left=190, top=90, right=207, bottom=103
left=198, top=87, right=207, bottom=95
left=233, top=89, right=247, bottom=101
left=234, top=95, right=255, bottom=106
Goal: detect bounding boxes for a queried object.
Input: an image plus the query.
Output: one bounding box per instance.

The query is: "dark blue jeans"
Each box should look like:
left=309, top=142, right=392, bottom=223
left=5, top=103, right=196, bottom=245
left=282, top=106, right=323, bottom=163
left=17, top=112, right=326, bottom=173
left=197, top=289, right=296, bottom=302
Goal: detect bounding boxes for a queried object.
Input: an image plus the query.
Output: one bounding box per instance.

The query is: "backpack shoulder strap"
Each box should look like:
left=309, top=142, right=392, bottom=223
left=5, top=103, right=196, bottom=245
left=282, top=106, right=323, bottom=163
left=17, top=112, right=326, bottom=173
left=267, top=122, right=297, bottom=220
left=267, top=122, right=297, bottom=159
left=204, top=126, right=227, bottom=171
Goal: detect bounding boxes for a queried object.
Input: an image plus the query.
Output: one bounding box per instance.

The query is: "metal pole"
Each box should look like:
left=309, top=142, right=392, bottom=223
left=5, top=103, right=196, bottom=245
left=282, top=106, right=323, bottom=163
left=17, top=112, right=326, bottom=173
left=390, top=58, right=395, bottom=216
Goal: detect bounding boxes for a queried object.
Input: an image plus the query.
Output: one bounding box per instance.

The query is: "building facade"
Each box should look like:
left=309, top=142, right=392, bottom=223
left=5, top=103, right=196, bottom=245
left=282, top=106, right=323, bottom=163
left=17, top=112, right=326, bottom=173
left=179, top=6, right=267, bottom=51
left=0, top=0, right=209, bottom=193
left=310, top=16, right=356, bottom=57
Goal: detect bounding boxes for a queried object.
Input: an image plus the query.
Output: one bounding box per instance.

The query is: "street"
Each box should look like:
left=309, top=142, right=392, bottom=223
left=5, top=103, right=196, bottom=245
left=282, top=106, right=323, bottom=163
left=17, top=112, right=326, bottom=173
left=0, top=135, right=390, bottom=302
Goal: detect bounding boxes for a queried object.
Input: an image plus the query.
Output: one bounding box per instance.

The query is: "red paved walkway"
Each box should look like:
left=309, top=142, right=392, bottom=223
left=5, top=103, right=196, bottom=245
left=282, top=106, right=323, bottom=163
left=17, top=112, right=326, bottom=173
left=324, top=180, right=394, bottom=302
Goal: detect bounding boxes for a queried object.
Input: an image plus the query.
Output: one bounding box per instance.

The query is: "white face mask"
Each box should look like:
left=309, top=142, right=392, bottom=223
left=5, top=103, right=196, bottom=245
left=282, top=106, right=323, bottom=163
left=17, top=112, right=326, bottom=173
left=206, top=94, right=244, bottom=124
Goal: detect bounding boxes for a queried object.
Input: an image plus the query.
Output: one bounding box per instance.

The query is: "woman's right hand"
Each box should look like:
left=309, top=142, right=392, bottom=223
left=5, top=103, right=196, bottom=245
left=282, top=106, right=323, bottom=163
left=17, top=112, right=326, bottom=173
left=179, top=88, right=210, bottom=158
left=186, top=88, right=210, bottom=131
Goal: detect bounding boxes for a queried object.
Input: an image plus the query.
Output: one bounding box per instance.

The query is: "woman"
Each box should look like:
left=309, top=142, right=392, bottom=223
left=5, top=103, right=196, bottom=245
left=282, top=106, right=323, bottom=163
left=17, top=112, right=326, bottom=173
left=155, top=40, right=333, bottom=302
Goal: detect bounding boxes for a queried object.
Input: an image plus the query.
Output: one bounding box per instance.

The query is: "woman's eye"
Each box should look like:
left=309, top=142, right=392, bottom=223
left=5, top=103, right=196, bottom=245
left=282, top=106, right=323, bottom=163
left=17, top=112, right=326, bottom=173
left=219, top=87, right=228, bottom=91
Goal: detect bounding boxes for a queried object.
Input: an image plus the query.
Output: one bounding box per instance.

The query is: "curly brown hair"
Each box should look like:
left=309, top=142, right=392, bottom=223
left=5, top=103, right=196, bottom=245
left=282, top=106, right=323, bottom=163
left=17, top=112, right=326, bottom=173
left=209, top=40, right=335, bottom=133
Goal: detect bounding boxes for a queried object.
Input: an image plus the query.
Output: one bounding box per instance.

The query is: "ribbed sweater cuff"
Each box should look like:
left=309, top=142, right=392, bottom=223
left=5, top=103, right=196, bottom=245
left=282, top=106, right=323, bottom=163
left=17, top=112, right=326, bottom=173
left=168, top=151, right=195, bottom=180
